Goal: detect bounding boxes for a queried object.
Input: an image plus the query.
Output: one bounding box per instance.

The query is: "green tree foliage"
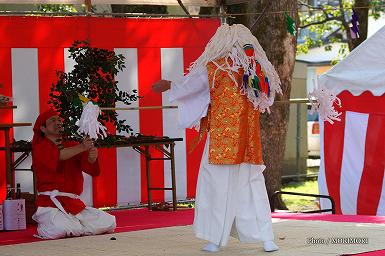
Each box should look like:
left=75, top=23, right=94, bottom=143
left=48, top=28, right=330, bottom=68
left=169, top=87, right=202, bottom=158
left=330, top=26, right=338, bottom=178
left=297, top=0, right=384, bottom=61
left=37, top=4, right=96, bottom=13
left=37, top=4, right=78, bottom=13
left=111, top=5, right=167, bottom=14
left=49, top=40, right=139, bottom=142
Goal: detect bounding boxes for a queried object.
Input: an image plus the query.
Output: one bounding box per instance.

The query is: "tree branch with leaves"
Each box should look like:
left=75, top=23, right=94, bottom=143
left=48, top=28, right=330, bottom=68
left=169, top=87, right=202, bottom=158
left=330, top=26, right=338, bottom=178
left=49, top=40, right=140, bottom=144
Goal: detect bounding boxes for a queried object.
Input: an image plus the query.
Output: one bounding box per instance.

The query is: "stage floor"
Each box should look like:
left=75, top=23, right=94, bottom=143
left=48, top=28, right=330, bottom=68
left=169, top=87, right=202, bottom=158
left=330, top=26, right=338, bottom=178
left=1, top=215, right=385, bottom=256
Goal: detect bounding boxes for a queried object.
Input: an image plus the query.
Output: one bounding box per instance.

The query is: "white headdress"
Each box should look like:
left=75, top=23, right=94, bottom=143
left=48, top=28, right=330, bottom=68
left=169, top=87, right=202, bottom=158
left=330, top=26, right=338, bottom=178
left=189, top=24, right=282, bottom=113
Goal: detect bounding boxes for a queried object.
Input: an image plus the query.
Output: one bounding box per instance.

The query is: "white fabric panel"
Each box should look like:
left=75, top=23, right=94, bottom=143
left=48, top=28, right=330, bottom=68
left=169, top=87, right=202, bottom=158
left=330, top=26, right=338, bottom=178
left=376, top=165, right=385, bottom=215
left=64, top=48, right=93, bottom=206
left=318, top=121, right=331, bottom=212
left=64, top=48, right=76, bottom=73
left=161, top=48, right=187, bottom=201
left=79, top=172, right=93, bottom=207
left=12, top=48, right=39, bottom=193
left=318, top=25, right=385, bottom=96
left=340, top=111, right=369, bottom=214
left=114, top=48, right=141, bottom=206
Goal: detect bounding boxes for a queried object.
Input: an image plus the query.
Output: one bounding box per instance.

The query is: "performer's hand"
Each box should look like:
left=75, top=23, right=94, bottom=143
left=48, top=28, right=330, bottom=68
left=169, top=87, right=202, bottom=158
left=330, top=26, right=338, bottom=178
left=82, top=136, right=94, bottom=151
left=152, top=80, right=171, bottom=93
left=88, top=147, right=98, bottom=164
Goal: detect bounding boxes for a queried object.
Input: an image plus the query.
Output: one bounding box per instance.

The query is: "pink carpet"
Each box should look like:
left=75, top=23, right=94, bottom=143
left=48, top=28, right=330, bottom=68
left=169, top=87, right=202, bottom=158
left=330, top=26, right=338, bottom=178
left=0, top=208, right=194, bottom=246
left=341, top=249, right=385, bottom=256
left=271, top=212, right=385, bottom=224
left=1, top=210, right=385, bottom=247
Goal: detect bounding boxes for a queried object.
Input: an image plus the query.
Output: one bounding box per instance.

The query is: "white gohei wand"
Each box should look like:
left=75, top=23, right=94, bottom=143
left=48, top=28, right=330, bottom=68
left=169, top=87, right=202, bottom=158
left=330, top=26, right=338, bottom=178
left=77, top=101, right=107, bottom=140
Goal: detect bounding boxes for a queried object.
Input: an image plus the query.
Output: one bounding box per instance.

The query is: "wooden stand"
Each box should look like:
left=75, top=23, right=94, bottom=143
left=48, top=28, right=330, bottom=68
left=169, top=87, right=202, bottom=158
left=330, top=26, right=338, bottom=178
left=113, top=137, right=183, bottom=211
left=0, top=123, right=32, bottom=187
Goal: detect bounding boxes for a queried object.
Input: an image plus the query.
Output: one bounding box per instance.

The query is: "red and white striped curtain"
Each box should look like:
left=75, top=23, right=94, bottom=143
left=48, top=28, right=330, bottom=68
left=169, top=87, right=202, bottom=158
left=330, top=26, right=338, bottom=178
left=0, top=16, right=220, bottom=207
left=319, top=91, right=385, bottom=215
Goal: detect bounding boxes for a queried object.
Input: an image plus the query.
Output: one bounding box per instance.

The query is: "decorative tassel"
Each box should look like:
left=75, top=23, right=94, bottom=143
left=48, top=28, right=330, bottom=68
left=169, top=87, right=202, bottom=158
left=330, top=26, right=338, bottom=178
left=350, top=9, right=360, bottom=39
left=77, top=101, right=107, bottom=139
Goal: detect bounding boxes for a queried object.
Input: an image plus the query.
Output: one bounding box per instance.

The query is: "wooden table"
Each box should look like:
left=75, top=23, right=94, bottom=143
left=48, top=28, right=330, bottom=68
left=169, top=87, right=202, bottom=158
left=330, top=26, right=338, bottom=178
left=112, top=137, right=183, bottom=211
left=7, top=135, right=183, bottom=211
left=0, top=123, right=32, bottom=186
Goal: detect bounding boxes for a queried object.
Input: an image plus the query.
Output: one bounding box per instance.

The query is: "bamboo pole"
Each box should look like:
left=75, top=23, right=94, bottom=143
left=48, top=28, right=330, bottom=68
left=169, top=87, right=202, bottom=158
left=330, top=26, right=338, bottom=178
left=99, top=99, right=311, bottom=111
left=100, top=106, right=177, bottom=111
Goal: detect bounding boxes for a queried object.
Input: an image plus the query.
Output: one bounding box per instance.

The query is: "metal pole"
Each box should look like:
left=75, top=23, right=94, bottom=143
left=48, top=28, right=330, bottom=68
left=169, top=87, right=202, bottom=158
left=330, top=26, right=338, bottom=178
left=296, top=102, right=301, bottom=181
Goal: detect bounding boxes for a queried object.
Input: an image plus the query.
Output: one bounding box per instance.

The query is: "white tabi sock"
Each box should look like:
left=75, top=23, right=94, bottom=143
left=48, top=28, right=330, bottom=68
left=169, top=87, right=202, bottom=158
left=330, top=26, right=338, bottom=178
left=263, top=241, right=279, bottom=252
left=202, top=242, right=220, bottom=252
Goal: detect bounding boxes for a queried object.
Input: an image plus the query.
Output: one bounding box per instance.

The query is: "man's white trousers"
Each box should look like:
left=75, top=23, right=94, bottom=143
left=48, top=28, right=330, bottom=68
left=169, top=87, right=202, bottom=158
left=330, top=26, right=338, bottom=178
left=193, top=137, right=274, bottom=246
left=32, top=206, right=116, bottom=239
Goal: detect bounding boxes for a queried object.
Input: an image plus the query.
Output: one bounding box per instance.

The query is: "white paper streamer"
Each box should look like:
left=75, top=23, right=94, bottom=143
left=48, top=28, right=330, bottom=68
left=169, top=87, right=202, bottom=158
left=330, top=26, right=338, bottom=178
left=308, top=79, right=342, bottom=124
left=77, top=101, right=107, bottom=139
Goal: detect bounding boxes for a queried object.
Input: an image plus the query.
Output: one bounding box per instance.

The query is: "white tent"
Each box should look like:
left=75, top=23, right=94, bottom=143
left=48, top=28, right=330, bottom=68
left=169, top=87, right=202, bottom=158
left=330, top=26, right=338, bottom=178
left=318, top=25, right=385, bottom=215
left=319, top=25, right=385, bottom=96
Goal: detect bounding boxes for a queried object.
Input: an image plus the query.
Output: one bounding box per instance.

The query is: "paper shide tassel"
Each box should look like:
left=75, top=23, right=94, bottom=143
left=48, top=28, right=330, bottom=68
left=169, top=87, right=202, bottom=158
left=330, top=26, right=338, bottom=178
left=308, top=80, right=342, bottom=124
left=76, top=97, right=107, bottom=140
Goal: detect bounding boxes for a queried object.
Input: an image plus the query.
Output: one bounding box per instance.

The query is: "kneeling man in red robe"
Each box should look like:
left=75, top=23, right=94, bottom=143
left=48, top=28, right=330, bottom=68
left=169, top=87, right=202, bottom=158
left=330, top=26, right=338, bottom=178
left=31, top=109, right=116, bottom=239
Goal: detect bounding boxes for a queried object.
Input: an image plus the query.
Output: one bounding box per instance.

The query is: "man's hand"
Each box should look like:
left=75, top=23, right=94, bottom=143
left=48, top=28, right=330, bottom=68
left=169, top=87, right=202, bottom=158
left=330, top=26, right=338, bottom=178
left=82, top=136, right=93, bottom=151
left=88, top=147, right=98, bottom=164
left=152, top=80, right=171, bottom=93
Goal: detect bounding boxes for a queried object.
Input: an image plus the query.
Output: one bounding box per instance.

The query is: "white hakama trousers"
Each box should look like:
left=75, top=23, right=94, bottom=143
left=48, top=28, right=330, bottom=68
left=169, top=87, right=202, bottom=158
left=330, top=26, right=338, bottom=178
left=32, top=206, right=116, bottom=239
left=193, top=137, right=274, bottom=246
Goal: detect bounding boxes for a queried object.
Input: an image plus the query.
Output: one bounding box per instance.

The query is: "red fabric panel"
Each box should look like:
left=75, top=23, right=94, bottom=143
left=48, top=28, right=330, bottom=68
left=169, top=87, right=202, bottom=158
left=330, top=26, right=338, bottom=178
left=182, top=47, right=208, bottom=199
left=357, top=114, right=385, bottom=215
left=91, top=46, right=118, bottom=207
left=337, top=91, right=385, bottom=113
left=93, top=121, right=118, bottom=208
left=324, top=110, right=346, bottom=214
left=94, top=147, right=118, bottom=207
left=186, top=130, right=207, bottom=199
left=37, top=48, right=64, bottom=112
left=324, top=91, right=385, bottom=215
left=0, top=17, right=220, bottom=49
left=138, top=48, right=164, bottom=203
left=0, top=48, right=13, bottom=201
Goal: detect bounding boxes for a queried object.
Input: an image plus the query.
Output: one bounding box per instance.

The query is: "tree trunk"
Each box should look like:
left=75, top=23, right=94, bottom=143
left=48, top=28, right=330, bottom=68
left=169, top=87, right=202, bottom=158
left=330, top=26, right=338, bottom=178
left=246, top=0, right=298, bottom=209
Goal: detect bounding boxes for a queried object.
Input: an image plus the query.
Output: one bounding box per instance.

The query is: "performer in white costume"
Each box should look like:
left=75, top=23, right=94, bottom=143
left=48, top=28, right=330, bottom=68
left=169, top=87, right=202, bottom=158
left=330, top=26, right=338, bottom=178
left=153, top=24, right=281, bottom=252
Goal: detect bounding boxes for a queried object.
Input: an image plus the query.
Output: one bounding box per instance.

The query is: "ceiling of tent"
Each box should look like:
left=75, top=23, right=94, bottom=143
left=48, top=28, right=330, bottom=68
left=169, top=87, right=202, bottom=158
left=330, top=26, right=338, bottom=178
left=318, top=25, right=385, bottom=96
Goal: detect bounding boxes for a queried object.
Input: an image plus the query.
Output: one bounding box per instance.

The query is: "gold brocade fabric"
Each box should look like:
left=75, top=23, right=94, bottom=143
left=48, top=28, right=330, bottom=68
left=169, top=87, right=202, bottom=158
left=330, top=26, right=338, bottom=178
left=205, top=58, right=263, bottom=165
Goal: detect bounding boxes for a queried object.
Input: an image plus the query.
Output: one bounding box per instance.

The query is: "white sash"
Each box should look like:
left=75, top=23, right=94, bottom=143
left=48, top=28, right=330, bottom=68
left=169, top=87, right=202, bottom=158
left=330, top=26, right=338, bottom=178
left=38, top=190, right=79, bottom=216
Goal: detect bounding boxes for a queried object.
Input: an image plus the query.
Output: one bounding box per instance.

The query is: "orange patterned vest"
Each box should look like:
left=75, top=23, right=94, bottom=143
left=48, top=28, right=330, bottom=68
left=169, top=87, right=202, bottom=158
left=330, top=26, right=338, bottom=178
left=205, top=58, right=263, bottom=165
